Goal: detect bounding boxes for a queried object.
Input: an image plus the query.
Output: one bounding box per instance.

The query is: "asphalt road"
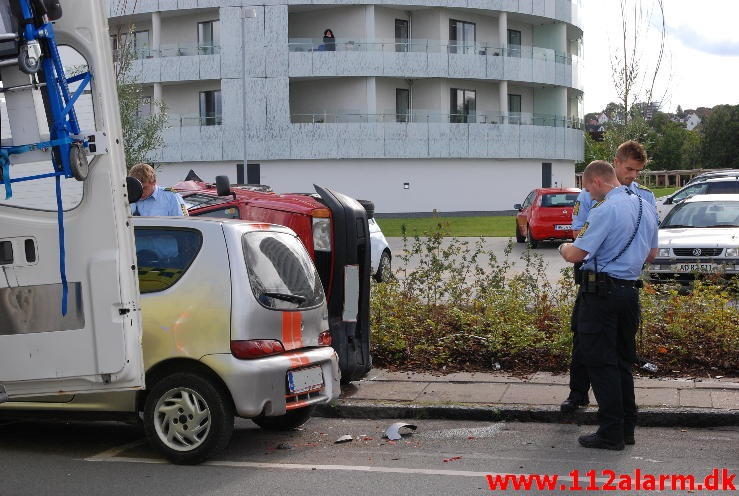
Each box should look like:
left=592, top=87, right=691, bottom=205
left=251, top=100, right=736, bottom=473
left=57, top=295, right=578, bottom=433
left=387, top=236, right=571, bottom=285
left=1, top=418, right=736, bottom=496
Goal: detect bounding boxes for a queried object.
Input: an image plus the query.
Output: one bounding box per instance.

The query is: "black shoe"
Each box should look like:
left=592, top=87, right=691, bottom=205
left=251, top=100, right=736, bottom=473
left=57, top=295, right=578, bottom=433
left=624, top=434, right=635, bottom=445
left=578, top=433, right=625, bottom=451
left=560, top=397, right=589, bottom=413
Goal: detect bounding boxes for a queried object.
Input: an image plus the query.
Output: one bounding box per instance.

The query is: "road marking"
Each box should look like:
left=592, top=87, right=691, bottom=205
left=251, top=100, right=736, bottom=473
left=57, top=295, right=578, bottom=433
left=85, top=439, right=147, bottom=462
left=87, top=454, right=615, bottom=483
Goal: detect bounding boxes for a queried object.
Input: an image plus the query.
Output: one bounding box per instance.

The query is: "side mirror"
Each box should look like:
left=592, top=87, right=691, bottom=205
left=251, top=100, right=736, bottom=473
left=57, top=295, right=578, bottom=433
left=664, top=197, right=673, bottom=205
left=215, top=175, right=232, bottom=196
left=513, top=204, right=522, bottom=211
left=126, top=176, right=143, bottom=204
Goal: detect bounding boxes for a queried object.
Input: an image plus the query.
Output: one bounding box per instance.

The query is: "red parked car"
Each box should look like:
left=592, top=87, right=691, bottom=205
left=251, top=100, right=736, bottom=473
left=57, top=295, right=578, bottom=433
left=514, top=188, right=581, bottom=247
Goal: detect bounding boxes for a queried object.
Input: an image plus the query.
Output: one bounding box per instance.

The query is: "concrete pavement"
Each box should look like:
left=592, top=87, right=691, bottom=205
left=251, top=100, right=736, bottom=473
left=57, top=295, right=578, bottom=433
left=316, top=369, right=739, bottom=427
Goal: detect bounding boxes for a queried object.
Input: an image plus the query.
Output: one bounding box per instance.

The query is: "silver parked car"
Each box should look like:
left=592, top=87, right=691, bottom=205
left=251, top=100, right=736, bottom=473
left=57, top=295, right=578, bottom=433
left=0, top=217, right=340, bottom=464
left=648, top=194, right=739, bottom=282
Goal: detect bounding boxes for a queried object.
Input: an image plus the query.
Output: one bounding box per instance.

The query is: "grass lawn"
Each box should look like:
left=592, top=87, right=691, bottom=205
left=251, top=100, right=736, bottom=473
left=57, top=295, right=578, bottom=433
left=376, top=215, right=515, bottom=237
left=377, top=186, right=678, bottom=238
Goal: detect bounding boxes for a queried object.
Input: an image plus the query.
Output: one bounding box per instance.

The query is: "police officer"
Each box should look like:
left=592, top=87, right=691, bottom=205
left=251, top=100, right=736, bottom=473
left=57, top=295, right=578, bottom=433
left=561, top=140, right=657, bottom=413
left=559, top=160, right=658, bottom=450
left=128, top=163, right=188, bottom=216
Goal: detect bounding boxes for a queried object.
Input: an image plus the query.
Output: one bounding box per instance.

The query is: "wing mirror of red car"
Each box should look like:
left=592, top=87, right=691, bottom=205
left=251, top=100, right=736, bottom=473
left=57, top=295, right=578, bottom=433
left=513, top=203, right=522, bottom=211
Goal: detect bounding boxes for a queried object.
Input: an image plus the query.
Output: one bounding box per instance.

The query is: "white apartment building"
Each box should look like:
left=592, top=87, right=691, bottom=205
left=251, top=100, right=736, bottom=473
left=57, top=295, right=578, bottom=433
left=107, top=0, right=584, bottom=213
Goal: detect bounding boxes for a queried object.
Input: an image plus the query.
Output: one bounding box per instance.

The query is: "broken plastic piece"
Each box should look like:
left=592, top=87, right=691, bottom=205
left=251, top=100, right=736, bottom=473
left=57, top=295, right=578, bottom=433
left=335, top=435, right=353, bottom=444
left=384, top=422, right=417, bottom=441
left=276, top=443, right=293, bottom=450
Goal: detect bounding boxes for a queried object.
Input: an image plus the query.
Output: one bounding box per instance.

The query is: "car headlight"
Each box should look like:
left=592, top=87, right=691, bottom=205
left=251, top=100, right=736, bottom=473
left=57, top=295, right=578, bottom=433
left=726, top=247, right=739, bottom=257
left=312, top=217, right=331, bottom=252
left=658, top=248, right=671, bottom=258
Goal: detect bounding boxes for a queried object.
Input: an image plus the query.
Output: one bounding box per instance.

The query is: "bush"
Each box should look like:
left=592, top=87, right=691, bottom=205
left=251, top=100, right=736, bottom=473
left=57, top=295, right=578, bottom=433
left=370, top=222, right=739, bottom=375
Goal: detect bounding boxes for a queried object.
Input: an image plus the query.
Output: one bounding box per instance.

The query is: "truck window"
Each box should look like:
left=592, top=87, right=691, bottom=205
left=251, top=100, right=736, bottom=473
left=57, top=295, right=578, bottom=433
left=135, top=228, right=203, bottom=293
left=242, top=232, right=324, bottom=310
left=195, top=207, right=239, bottom=219
left=0, top=46, right=93, bottom=211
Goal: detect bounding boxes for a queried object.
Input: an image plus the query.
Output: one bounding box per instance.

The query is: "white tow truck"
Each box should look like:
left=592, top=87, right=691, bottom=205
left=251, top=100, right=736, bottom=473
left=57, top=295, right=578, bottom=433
left=0, top=0, right=145, bottom=401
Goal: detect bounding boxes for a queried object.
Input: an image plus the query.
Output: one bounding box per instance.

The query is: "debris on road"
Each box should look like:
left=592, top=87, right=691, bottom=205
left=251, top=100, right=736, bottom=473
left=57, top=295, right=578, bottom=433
left=276, top=443, right=293, bottom=450
left=443, top=456, right=462, bottom=463
left=335, top=435, right=353, bottom=444
left=384, top=422, right=417, bottom=440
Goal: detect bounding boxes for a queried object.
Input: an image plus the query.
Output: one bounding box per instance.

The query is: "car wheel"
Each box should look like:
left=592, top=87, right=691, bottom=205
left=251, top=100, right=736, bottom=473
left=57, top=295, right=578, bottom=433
left=143, top=372, right=234, bottom=465
left=526, top=226, right=538, bottom=249
left=374, top=250, right=392, bottom=282
left=515, top=224, right=526, bottom=243
left=252, top=405, right=315, bottom=431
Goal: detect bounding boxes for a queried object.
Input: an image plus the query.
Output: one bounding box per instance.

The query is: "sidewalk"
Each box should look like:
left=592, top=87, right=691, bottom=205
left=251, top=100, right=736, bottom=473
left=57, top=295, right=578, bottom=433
left=315, top=369, right=739, bottom=428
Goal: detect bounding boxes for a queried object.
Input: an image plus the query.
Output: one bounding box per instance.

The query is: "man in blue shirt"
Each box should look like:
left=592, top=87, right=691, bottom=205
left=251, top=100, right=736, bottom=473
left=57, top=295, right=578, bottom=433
left=562, top=141, right=656, bottom=414
left=559, top=160, right=658, bottom=450
left=128, top=163, right=188, bottom=217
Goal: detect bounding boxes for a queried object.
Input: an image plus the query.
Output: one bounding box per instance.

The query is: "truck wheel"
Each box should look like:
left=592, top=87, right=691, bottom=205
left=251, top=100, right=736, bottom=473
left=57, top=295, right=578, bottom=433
left=515, top=224, right=526, bottom=243
left=374, top=250, right=392, bottom=282
left=143, top=372, right=234, bottom=465
left=252, top=405, right=315, bottom=431
left=526, top=226, right=538, bottom=249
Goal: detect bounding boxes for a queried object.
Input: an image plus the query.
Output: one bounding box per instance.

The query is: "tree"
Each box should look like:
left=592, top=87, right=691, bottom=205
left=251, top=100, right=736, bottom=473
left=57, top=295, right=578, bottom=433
left=610, top=0, right=668, bottom=125
left=701, top=105, right=739, bottom=169
left=650, top=121, right=687, bottom=170
left=679, top=130, right=701, bottom=169
left=114, top=28, right=168, bottom=169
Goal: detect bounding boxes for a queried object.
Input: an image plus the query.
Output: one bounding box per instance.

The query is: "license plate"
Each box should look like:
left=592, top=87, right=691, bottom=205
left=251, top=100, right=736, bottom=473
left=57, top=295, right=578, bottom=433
left=555, top=225, right=572, bottom=231
left=287, top=366, right=324, bottom=394
left=673, top=263, right=719, bottom=273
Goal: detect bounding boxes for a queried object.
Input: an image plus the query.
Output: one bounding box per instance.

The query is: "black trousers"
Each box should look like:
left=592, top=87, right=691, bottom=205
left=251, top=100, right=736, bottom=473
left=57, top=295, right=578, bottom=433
left=568, top=293, right=591, bottom=401
left=576, top=284, right=640, bottom=443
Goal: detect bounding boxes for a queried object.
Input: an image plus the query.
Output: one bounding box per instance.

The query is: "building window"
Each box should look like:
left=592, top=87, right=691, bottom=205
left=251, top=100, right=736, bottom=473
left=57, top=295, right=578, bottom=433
left=199, top=90, right=222, bottom=126
left=508, top=93, right=521, bottom=124
left=449, top=19, right=475, bottom=54
left=396, top=88, right=410, bottom=122
left=137, top=96, right=152, bottom=118
left=395, top=19, right=409, bottom=52
left=197, top=20, right=220, bottom=55
left=450, top=88, right=476, bottom=123
left=111, top=29, right=150, bottom=58
left=507, top=29, right=521, bottom=57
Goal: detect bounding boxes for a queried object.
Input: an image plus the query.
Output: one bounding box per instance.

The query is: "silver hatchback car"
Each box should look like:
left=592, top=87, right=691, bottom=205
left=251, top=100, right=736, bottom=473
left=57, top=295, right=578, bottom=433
left=1, top=217, right=340, bottom=464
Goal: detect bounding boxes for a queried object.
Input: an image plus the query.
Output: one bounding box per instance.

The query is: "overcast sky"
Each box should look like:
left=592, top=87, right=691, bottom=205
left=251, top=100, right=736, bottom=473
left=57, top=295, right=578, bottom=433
left=582, top=0, right=739, bottom=114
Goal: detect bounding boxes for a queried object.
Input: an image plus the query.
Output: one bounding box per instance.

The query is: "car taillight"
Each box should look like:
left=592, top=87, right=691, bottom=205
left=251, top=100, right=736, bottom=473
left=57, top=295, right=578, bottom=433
left=230, top=339, right=285, bottom=359
left=318, top=331, right=332, bottom=346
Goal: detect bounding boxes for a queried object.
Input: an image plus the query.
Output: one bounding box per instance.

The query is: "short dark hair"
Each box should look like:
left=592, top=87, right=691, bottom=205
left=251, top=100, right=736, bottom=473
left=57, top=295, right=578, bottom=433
left=583, top=160, right=616, bottom=182
left=615, top=140, right=647, bottom=164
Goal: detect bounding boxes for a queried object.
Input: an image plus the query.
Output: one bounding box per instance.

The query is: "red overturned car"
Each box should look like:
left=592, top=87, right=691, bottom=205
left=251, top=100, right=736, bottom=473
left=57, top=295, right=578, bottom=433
left=514, top=188, right=581, bottom=248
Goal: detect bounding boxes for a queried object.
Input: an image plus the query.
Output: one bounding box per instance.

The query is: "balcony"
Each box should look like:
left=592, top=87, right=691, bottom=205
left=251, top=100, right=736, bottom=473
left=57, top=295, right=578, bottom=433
left=122, top=43, right=222, bottom=83
left=287, top=39, right=583, bottom=90
left=154, top=116, right=582, bottom=163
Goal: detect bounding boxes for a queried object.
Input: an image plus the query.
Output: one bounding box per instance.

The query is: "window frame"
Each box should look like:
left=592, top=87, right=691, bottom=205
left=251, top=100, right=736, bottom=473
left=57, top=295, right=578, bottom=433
left=197, top=20, right=220, bottom=55
left=449, top=19, right=476, bottom=54
left=198, top=89, right=222, bottom=126
left=450, top=88, right=476, bottom=123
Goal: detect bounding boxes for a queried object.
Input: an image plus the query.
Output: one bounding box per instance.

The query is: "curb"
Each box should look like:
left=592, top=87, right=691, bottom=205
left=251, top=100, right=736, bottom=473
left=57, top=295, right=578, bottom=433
left=314, top=401, right=739, bottom=428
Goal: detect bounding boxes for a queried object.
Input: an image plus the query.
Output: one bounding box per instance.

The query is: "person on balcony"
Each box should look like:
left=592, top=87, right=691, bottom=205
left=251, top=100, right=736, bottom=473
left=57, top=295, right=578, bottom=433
left=322, top=29, right=335, bottom=51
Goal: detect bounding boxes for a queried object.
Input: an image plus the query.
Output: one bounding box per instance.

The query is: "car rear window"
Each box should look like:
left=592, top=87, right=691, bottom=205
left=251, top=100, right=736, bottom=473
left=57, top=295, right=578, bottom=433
left=540, top=193, right=579, bottom=207
left=242, top=231, right=324, bottom=310
left=708, top=181, right=739, bottom=194
left=134, top=228, right=203, bottom=293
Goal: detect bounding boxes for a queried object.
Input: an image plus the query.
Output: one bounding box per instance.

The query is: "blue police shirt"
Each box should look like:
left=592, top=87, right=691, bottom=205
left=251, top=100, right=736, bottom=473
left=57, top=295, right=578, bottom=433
left=572, top=181, right=658, bottom=247
left=573, top=186, right=659, bottom=280
left=131, top=186, right=188, bottom=216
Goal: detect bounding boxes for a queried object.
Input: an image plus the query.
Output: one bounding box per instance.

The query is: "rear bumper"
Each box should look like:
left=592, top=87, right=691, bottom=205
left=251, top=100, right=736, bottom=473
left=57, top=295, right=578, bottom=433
left=530, top=224, right=574, bottom=241
left=200, top=347, right=340, bottom=418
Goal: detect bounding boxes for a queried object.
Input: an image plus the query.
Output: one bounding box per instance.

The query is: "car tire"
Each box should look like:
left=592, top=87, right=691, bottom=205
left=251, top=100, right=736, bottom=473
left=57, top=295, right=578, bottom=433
left=252, top=406, right=315, bottom=431
left=526, top=226, right=538, bottom=249
left=374, top=250, right=392, bottom=282
left=515, top=224, right=526, bottom=243
left=143, top=372, right=234, bottom=465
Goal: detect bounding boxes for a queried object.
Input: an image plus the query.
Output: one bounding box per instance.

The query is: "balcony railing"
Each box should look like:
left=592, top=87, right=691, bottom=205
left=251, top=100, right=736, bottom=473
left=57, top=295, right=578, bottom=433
left=168, top=113, right=222, bottom=127
left=115, top=43, right=221, bottom=60
left=290, top=110, right=583, bottom=128
left=288, top=38, right=579, bottom=65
